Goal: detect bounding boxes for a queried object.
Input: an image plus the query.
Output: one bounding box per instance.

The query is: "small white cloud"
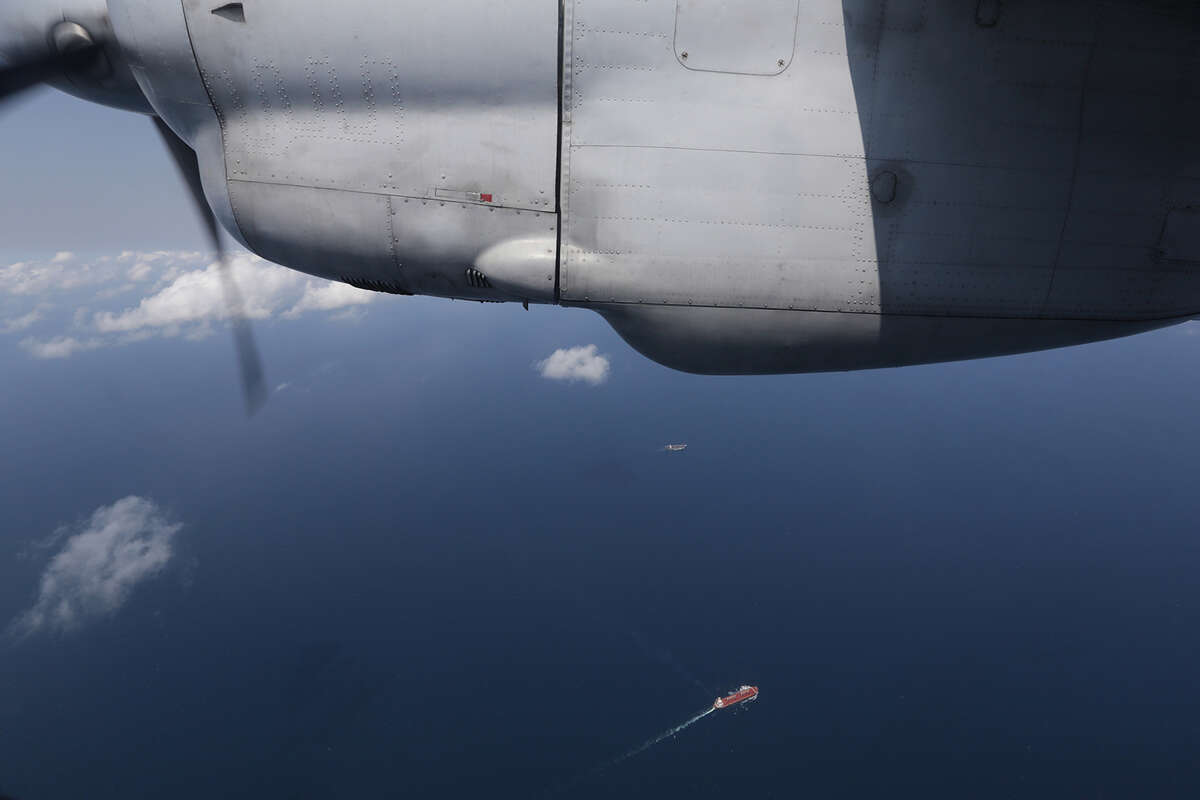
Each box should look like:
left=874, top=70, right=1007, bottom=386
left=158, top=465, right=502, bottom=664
left=127, top=262, right=154, bottom=281
left=7, top=250, right=389, bottom=360
left=0, top=259, right=89, bottom=296
left=10, top=496, right=181, bottom=638
left=2, top=309, right=42, bottom=333
left=537, top=344, right=611, bottom=385
left=93, top=254, right=370, bottom=335
left=283, top=280, right=373, bottom=319
left=0, top=249, right=203, bottom=297
left=94, top=256, right=249, bottom=333
left=20, top=335, right=102, bottom=359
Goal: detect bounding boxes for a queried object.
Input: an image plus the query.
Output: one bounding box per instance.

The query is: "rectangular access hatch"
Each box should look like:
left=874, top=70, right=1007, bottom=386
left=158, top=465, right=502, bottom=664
left=674, top=0, right=800, bottom=75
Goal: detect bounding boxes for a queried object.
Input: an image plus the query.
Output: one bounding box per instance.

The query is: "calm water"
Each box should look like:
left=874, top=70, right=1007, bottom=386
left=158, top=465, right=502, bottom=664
left=2, top=303, right=1199, bottom=798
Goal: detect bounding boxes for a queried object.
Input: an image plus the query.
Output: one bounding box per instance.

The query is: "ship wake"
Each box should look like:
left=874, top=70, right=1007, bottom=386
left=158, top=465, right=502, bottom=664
left=605, top=706, right=715, bottom=769
left=548, top=706, right=717, bottom=796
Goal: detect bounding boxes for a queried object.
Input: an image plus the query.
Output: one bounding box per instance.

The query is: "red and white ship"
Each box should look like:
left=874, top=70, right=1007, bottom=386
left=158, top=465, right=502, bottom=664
left=713, top=685, right=759, bottom=710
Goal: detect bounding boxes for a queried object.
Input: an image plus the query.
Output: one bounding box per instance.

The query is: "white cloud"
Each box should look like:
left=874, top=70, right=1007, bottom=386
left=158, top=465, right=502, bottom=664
left=537, top=344, right=611, bottom=385
left=127, top=263, right=153, bottom=281
left=94, top=254, right=286, bottom=332
left=4, top=250, right=379, bottom=358
left=93, top=253, right=373, bottom=335
left=283, top=281, right=373, bottom=319
left=0, top=258, right=99, bottom=296
left=0, top=250, right=202, bottom=297
left=1, top=309, right=42, bottom=333
left=20, top=335, right=102, bottom=359
left=10, top=496, right=181, bottom=638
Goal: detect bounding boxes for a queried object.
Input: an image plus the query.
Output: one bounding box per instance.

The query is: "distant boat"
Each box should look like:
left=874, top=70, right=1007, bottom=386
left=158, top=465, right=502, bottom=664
left=664, top=443, right=687, bottom=452
left=713, top=685, right=759, bottom=710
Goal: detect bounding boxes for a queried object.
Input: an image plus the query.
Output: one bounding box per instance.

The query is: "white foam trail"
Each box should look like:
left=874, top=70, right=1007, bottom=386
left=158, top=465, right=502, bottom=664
left=546, top=705, right=718, bottom=796
left=607, top=706, right=715, bottom=767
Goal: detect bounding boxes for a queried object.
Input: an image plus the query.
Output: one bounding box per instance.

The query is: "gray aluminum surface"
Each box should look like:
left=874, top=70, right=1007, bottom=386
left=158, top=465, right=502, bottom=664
left=562, top=0, right=1200, bottom=372
left=10, top=0, right=1200, bottom=372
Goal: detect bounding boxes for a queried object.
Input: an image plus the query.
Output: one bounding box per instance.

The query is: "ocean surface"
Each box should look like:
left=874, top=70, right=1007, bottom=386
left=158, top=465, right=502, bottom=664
left=2, top=301, right=1199, bottom=798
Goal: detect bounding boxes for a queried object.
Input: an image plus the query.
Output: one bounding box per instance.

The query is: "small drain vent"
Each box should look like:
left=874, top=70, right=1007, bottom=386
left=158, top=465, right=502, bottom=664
left=339, top=275, right=410, bottom=295
left=465, top=267, right=493, bottom=289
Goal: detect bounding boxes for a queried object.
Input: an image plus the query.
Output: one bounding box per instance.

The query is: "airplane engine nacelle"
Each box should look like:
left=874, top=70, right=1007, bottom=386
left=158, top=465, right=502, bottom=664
left=0, top=0, right=151, bottom=114
left=108, top=0, right=560, bottom=304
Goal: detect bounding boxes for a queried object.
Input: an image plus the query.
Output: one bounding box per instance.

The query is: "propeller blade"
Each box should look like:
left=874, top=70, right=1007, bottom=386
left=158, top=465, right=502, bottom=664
left=151, top=116, right=267, bottom=414
left=0, top=44, right=100, bottom=104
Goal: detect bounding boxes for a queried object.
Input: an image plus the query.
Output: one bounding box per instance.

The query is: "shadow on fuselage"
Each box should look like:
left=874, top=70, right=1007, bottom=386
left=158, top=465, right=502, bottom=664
left=839, top=0, right=1200, bottom=367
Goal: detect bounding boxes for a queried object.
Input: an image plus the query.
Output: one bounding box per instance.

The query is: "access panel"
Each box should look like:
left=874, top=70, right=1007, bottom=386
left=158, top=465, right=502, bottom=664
left=674, top=0, right=800, bottom=75
left=181, top=0, right=559, bottom=212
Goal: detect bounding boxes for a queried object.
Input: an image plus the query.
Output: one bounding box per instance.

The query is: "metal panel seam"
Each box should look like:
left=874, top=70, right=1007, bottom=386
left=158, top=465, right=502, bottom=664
left=558, top=0, right=576, bottom=300
left=224, top=176, right=552, bottom=215
left=554, top=0, right=565, bottom=304
left=177, top=0, right=250, bottom=246
left=384, top=194, right=405, bottom=285
left=567, top=299, right=1196, bottom=325
left=1040, top=16, right=1100, bottom=314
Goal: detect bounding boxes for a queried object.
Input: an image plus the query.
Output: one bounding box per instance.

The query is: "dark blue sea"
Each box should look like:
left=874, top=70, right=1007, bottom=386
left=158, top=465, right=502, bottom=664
left=2, top=301, right=1199, bottom=798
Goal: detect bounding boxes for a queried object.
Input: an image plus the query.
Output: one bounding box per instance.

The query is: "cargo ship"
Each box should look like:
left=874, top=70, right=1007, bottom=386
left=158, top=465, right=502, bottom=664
left=713, top=685, right=759, bottom=710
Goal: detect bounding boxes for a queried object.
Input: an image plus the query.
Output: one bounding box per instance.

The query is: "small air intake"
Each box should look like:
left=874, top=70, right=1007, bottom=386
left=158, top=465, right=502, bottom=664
left=339, top=276, right=410, bottom=295
left=465, top=267, right=493, bottom=289
left=211, top=3, right=246, bottom=23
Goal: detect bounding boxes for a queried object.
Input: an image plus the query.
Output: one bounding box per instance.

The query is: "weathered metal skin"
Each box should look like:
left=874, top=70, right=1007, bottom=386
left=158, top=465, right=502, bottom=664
left=83, top=2, right=1200, bottom=371
left=110, top=0, right=560, bottom=303
left=596, top=304, right=1174, bottom=375
left=844, top=0, right=1200, bottom=343
left=107, top=0, right=246, bottom=250
left=564, top=0, right=1200, bottom=371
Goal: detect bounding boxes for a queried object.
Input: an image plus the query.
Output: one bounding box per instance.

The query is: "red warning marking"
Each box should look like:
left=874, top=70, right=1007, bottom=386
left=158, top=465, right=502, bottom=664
left=480, top=193, right=493, bottom=203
